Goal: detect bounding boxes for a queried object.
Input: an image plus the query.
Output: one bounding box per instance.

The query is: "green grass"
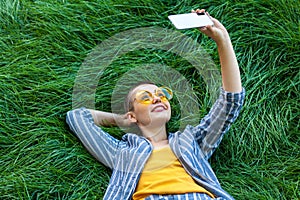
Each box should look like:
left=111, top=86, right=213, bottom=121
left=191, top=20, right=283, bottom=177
left=0, top=0, right=299, bottom=199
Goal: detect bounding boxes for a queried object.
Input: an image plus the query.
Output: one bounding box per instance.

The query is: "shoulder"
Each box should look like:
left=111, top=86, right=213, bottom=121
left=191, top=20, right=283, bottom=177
left=168, top=125, right=196, bottom=139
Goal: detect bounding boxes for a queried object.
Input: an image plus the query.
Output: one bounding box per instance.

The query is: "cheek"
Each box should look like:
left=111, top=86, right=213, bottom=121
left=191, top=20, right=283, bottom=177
left=167, top=108, right=172, bottom=119
left=134, top=103, right=150, bottom=111
left=166, top=103, right=172, bottom=119
left=166, top=101, right=171, bottom=111
left=134, top=105, right=153, bottom=125
left=134, top=104, right=151, bottom=117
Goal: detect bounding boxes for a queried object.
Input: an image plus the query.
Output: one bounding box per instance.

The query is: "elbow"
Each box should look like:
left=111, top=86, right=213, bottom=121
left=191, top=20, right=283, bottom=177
left=66, top=110, right=75, bottom=132
left=66, top=109, right=75, bottom=125
left=65, top=108, right=83, bottom=132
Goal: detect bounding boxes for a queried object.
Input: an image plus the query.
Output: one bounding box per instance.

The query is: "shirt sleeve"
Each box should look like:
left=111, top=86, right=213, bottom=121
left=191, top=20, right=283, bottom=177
left=66, top=107, right=119, bottom=169
left=193, top=87, right=246, bottom=160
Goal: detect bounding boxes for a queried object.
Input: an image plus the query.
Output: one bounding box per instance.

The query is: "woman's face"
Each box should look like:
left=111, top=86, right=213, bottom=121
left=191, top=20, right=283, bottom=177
left=128, top=84, right=171, bottom=127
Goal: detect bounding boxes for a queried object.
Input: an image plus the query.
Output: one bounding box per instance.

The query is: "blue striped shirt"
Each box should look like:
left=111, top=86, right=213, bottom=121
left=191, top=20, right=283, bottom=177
left=66, top=88, right=245, bottom=200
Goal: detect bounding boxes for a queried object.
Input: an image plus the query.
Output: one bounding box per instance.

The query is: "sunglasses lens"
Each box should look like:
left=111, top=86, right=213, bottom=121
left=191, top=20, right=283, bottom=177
left=159, top=87, right=173, bottom=100
left=135, top=91, right=153, bottom=104
left=134, top=87, right=173, bottom=104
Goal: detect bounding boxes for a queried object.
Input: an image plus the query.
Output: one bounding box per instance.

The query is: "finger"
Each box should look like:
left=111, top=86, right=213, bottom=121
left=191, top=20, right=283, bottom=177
left=205, top=24, right=214, bottom=31
left=206, top=12, right=211, bottom=18
left=199, top=26, right=207, bottom=31
left=196, top=9, right=205, bottom=12
left=196, top=9, right=205, bottom=14
left=199, top=25, right=214, bottom=37
left=205, top=12, right=218, bottom=23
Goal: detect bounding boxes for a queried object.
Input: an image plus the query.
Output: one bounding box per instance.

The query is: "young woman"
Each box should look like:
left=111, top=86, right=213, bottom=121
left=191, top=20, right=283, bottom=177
left=66, top=9, right=245, bottom=200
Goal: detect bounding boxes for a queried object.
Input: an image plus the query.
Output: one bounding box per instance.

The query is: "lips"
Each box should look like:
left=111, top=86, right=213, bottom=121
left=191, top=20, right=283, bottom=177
left=151, top=104, right=167, bottom=112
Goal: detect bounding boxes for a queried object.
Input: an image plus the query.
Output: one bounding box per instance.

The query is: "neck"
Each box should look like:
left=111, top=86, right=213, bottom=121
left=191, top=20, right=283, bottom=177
left=140, top=124, right=168, bottom=144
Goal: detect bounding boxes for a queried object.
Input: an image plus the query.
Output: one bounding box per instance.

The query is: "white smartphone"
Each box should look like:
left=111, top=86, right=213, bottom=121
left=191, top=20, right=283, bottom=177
left=168, top=13, right=214, bottom=30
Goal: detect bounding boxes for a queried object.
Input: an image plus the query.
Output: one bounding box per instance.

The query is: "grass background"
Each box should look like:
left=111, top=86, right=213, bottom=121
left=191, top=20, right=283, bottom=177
left=0, top=0, right=299, bottom=199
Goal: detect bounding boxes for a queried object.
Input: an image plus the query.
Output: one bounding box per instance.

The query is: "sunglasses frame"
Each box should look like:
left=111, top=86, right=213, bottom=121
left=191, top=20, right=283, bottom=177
left=128, top=86, right=173, bottom=111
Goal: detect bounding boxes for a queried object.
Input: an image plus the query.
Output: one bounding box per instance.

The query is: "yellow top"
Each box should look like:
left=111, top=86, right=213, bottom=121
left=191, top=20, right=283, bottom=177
left=132, top=145, right=215, bottom=200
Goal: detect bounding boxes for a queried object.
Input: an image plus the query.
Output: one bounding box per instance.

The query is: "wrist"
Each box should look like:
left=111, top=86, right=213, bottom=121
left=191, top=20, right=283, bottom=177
left=115, top=114, right=131, bottom=127
left=215, top=33, right=231, bottom=47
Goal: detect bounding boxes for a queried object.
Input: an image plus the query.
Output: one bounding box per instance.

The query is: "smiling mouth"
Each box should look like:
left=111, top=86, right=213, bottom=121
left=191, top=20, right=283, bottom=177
left=151, top=105, right=167, bottom=112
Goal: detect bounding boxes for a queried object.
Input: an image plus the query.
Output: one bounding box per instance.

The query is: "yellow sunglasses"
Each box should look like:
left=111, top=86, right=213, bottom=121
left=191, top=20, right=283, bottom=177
left=131, top=86, right=173, bottom=107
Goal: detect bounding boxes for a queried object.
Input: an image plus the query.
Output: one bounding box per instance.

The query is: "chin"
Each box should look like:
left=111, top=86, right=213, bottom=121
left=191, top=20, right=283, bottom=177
left=151, top=116, right=171, bottom=125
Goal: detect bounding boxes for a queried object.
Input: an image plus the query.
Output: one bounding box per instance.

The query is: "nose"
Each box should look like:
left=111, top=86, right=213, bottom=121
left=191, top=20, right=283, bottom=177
left=152, top=95, right=161, bottom=103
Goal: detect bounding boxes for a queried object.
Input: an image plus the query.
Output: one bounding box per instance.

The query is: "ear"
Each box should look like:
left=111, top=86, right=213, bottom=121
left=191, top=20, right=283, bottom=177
left=126, top=111, right=137, bottom=123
